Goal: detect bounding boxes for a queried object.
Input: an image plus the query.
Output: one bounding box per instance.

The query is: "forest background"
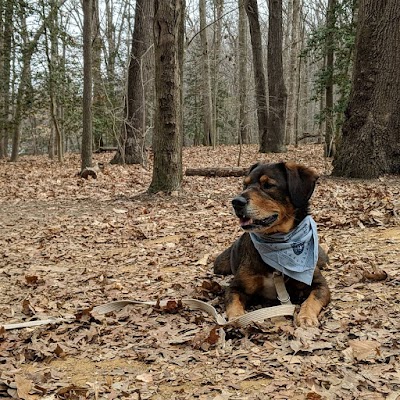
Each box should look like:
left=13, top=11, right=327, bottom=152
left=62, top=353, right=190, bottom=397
left=0, top=0, right=399, bottom=399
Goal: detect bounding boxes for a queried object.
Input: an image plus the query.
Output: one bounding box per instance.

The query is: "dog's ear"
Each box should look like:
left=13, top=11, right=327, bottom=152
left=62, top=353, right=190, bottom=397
left=248, top=162, right=261, bottom=173
left=285, top=162, right=319, bottom=208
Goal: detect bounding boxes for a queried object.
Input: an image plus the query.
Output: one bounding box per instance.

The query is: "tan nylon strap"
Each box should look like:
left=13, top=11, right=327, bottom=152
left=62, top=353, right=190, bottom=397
left=273, top=272, right=292, bottom=305
left=2, top=298, right=295, bottom=330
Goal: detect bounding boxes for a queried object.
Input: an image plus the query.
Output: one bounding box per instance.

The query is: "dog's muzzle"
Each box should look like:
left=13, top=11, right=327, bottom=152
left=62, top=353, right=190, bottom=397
left=232, top=195, right=278, bottom=230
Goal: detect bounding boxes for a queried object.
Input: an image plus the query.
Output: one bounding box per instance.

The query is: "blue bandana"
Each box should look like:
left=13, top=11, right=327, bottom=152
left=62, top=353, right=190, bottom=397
left=249, top=216, right=318, bottom=285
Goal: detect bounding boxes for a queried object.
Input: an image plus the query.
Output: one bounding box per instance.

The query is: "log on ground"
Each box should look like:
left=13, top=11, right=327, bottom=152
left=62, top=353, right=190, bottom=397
left=185, top=167, right=248, bottom=177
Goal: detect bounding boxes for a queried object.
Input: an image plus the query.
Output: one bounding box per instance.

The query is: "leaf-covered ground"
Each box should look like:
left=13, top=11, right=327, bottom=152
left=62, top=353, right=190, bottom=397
left=0, top=145, right=399, bottom=400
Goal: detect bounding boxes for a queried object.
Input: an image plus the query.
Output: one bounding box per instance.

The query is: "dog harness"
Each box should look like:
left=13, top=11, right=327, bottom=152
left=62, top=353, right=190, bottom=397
left=250, top=215, right=318, bottom=286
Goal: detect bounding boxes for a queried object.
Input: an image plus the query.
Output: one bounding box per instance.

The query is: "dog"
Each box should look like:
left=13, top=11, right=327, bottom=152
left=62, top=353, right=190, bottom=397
left=214, top=162, right=330, bottom=327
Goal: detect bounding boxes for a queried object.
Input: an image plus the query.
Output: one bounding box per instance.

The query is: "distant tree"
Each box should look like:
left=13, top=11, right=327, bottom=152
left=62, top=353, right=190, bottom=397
left=284, top=0, right=300, bottom=145
left=324, top=0, right=336, bottom=156
left=265, top=0, right=287, bottom=153
left=81, top=0, right=93, bottom=171
left=245, top=0, right=269, bottom=152
left=332, top=0, right=400, bottom=178
left=148, top=0, right=185, bottom=193
left=44, top=0, right=64, bottom=162
left=10, top=1, right=49, bottom=162
left=0, top=0, right=13, bottom=159
left=199, top=0, right=215, bottom=146
left=111, top=0, right=154, bottom=165
left=238, top=0, right=250, bottom=144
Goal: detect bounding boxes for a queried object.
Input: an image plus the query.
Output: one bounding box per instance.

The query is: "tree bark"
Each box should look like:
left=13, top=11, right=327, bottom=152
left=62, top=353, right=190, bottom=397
left=238, top=0, right=250, bottom=144
left=212, top=0, right=223, bottom=146
left=81, top=0, right=93, bottom=171
left=0, top=0, right=13, bottom=158
left=266, top=0, right=287, bottom=153
left=284, top=0, right=300, bottom=145
left=325, top=0, right=335, bottom=156
left=332, top=0, right=400, bottom=178
left=91, top=0, right=104, bottom=150
left=199, top=0, right=215, bottom=146
left=148, top=0, right=185, bottom=193
left=111, top=0, right=154, bottom=165
left=245, top=0, right=269, bottom=152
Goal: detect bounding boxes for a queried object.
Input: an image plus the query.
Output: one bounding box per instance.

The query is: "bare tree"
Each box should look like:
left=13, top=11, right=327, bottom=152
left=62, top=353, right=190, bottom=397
left=212, top=0, right=223, bottom=146
left=325, top=0, right=335, bottom=156
left=44, top=0, right=64, bottom=162
left=148, top=0, right=185, bottom=193
left=10, top=1, right=51, bottom=162
left=199, top=0, right=215, bottom=146
left=81, top=0, right=93, bottom=171
left=111, top=0, right=154, bottom=165
left=266, top=0, right=287, bottom=153
left=0, top=0, right=13, bottom=158
left=285, top=0, right=300, bottom=145
left=245, top=0, right=269, bottom=152
left=238, top=0, right=250, bottom=144
left=332, top=0, right=400, bottom=178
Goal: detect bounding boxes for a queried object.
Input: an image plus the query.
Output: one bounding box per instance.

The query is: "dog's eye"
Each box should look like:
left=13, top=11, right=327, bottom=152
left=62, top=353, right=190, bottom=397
left=262, top=182, right=275, bottom=190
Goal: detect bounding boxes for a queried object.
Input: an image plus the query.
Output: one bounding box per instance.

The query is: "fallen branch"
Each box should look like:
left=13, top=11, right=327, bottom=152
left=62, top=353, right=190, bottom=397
left=185, top=167, right=248, bottom=177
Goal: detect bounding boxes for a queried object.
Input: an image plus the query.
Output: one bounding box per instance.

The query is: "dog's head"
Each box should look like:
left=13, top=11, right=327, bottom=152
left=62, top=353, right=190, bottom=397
left=232, top=162, right=318, bottom=234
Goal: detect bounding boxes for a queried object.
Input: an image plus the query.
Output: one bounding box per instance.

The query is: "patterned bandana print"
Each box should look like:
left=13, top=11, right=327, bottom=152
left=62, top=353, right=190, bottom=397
left=250, top=216, right=318, bottom=285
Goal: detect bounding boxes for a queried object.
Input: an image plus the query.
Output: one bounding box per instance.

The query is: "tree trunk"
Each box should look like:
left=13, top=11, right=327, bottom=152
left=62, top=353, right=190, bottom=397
left=332, top=0, right=400, bottom=178
left=199, top=0, right=215, bottom=146
left=0, top=0, right=13, bottom=159
left=325, top=0, right=335, bottom=157
left=92, top=0, right=103, bottom=150
left=266, top=0, right=287, bottom=153
left=81, top=0, right=93, bottom=171
left=238, top=0, right=250, bottom=144
left=148, top=0, right=185, bottom=193
left=45, top=0, right=63, bottom=162
left=111, top=0, right=154, bottom=165
left=284, top=0, right=300, bottom=145
left=212, top=0, right=223, bottom=147
left=245, top=0, right=269, bottom=152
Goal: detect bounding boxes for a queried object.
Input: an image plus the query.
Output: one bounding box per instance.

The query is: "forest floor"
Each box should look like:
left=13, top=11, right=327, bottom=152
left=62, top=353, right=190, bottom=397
left=0, top=144, right=399, bottom=400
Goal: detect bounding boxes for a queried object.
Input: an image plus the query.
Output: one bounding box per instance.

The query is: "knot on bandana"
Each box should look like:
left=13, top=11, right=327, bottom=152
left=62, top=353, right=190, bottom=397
left=250, top=216, right=318, bottom=285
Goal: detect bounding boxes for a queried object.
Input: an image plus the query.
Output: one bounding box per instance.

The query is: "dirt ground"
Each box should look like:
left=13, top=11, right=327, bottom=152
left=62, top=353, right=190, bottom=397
left=0, top=145, right=399, bottom=399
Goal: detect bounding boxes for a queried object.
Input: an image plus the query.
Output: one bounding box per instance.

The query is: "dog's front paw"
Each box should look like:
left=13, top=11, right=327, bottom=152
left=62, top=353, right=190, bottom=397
left=226, top=304, right=245, bottom=320
left=296, top=310, right=320, bottom=327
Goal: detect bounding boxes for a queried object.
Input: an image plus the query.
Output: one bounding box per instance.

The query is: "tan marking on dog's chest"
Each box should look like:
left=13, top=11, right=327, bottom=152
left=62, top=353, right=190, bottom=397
left=262, top=276, right=278, bottom=300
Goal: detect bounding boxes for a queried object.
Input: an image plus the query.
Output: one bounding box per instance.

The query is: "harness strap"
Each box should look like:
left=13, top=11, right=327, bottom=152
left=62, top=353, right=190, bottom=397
left=273, top=272, right=292, bottom=305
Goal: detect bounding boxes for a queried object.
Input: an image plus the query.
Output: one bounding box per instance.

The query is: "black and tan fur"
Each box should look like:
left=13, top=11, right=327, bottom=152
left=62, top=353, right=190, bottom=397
left=214, top=162, right=330, bottom=327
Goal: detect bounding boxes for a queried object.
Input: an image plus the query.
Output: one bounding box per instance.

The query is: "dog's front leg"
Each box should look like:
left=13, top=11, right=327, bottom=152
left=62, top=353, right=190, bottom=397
left=296, top=272, right=330, bottom=327
left=225, top=286, right=249, bottom=320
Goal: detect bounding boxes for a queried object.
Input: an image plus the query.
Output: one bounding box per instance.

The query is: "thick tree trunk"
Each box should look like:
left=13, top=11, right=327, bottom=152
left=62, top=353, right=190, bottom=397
left=148, top=0, right=184, bottom=193
left=332, top=0, right=400, bottom=178
left=245, top=0, right=269, bottom=152
left=238, top=0, right=250, bottom=144
left=199, top=0, right=215, bottom=147
left=111, top=0, right=154, bottom=165
left=266, top=0, right=287, bottom=153
left=81, top=0, right=93, bottom=171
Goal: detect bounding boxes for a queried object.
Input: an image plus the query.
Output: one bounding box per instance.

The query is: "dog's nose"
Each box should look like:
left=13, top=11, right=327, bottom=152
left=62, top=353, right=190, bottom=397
left=232, top=196, right=247, bottom=209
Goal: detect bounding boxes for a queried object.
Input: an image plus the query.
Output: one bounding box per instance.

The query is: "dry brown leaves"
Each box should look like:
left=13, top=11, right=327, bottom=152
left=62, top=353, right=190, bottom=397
left=0, top=144, right=399, bottom=399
